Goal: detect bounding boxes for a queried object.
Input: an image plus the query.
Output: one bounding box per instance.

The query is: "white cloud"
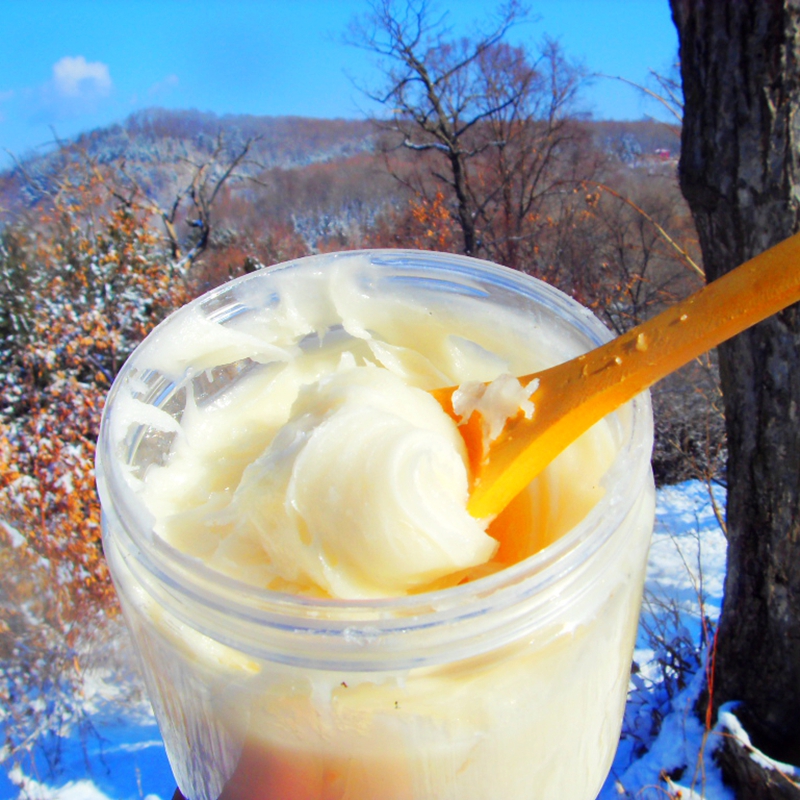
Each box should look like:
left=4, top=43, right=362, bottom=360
left=52, top=56, right=112, bottom=99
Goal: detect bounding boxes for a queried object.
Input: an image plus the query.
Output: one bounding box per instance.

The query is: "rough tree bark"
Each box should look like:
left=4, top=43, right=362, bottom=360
left=670, top=0, right=800, bottom=767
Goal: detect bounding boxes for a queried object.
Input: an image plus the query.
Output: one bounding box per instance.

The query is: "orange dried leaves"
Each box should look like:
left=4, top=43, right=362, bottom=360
left=0, top=179, right=189, bottom=625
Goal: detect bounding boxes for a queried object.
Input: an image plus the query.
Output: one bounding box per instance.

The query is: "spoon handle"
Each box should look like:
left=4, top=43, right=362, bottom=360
left=459, top=231, right=800, bottom=519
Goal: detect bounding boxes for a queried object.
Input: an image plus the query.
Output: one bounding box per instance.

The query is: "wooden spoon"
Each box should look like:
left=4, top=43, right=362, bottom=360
left=433, top=233, right=800, bottom=521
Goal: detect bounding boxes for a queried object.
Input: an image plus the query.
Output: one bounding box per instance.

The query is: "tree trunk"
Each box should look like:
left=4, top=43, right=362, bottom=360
left=670, top=0, right=800, bottom=764
left=449, top=149, right=478, bottom=256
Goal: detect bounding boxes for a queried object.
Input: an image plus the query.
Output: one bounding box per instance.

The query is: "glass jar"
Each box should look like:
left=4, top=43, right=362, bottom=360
left=97, top=250, right=655, bottom=800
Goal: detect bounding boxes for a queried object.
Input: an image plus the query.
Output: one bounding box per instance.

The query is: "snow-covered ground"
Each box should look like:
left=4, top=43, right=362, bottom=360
left=600, top=479, right=731, bottom=800
left=1, top=480, right=731, bottom=800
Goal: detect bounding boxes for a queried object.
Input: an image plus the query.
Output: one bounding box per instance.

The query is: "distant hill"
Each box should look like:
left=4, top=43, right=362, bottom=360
left=79, top=108, right=377, bottom=170
left=0, top=108, right=679, bottom=218
left=589, top=119, right=680, bottom=165
left=0, top=109, right=378, bottom=218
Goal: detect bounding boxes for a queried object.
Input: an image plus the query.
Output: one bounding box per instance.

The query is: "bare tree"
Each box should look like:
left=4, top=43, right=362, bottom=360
left=671, top=0, right=800, bottom=783
left=475, top=36, right=588, bottom=269
left=111, top=131, right=262, bottom=274
left=348, top=0, right=585, bottom=265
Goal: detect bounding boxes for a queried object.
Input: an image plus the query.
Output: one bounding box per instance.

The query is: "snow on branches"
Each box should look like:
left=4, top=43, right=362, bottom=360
left=0, top=170, right=189, bottom=767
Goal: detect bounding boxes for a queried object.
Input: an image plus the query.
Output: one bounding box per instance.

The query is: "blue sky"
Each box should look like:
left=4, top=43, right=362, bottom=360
left=0, top=1, right=679, bottom=166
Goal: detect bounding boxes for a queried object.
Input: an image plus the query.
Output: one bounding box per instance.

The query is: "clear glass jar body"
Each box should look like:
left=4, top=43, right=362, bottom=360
left=97, top=250, right=655, bottom=800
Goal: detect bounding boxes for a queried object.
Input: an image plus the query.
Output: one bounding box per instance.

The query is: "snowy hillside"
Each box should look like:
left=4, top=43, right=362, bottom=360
left=1, top=480, right=731, bottom=800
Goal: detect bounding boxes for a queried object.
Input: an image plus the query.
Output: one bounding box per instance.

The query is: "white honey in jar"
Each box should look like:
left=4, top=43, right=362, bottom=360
left=97, top=250, right=655, bottom=800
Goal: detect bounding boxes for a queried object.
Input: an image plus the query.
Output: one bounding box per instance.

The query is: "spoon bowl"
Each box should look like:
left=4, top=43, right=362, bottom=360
left=434, top=232, right=800, bottom=520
